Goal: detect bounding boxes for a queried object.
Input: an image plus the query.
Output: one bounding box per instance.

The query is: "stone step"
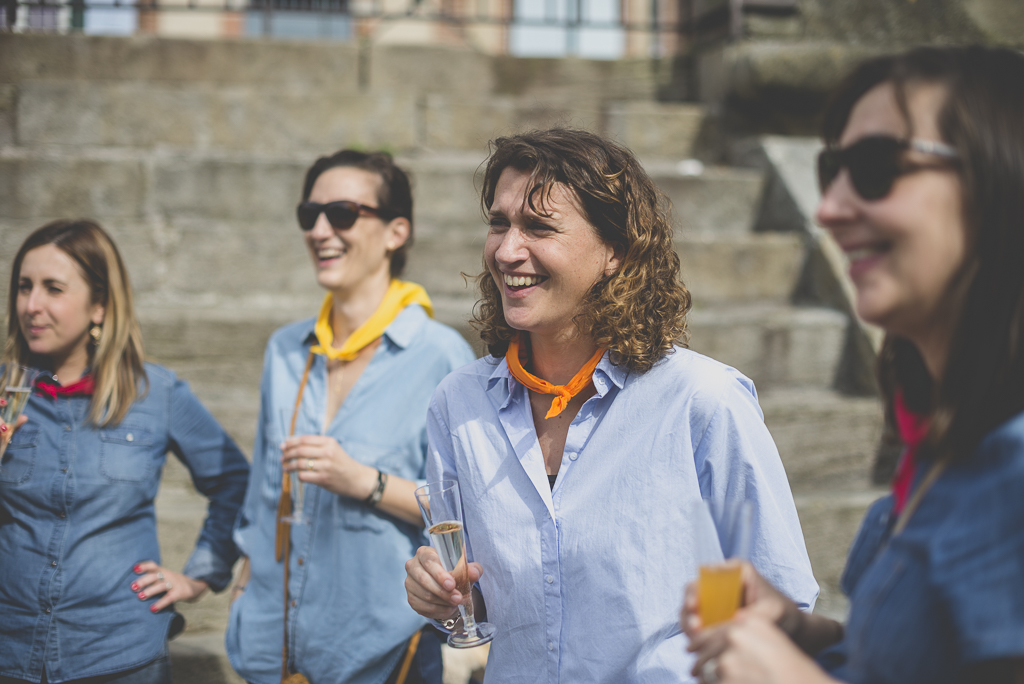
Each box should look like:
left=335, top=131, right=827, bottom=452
left=760, top=388, right=883, bottom=491
left=688, top=303, right=848, bottom=391
left=795, top=488, right=887, bottom=621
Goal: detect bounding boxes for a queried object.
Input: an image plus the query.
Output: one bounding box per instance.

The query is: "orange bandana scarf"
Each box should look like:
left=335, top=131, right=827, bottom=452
left=506, top=334, right=605, bottom=419
left=310, top=280, right=433, bottom=361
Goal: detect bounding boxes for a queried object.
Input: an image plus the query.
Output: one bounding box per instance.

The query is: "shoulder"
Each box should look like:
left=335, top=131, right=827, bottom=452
left=975, top=409, right=1024, bottom=470
left=140, top=362, right=177, bottom=393
left=633, top=347, right=761, bottom=418
left=430, top=356, right=501, bottom=413
left=407, top=315, right=476, bottom=368
left=266, top=317, right=317, bottom=352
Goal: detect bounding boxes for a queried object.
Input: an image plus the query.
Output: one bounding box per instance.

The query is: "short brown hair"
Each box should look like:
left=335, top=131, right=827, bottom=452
left=4, top=220, right=146, bottom=427
left=301, top=149, right=414, bottom=278
left=474, top=128, right=691, bottom=373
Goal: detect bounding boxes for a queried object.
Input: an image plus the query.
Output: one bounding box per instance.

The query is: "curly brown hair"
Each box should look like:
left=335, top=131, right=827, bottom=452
left=473, top=128, right=691, bottom=373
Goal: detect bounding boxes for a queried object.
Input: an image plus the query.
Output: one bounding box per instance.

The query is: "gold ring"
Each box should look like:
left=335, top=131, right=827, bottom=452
left=307, top=458, right=315, bottom=472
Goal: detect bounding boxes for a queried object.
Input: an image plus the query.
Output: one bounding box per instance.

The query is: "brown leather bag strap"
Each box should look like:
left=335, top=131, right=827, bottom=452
left=277, top=351, right=316, bottom=682
left=394, top=630, right=422, bottom=684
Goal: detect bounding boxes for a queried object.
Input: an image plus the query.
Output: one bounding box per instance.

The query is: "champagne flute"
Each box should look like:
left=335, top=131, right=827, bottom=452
left=0, top=364, right=42, bottom=464
left=415, top=479, right=496, bottom=649
left=279, top=408, right=306, bottom=525
left=692, top=498, right=752, bottom=627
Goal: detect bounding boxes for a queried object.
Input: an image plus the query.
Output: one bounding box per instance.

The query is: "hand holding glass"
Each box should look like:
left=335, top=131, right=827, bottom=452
left=415, top=480, right=496, bottom=649
left=280, top=408, right=306, bottom=525
left=0, top=364, right=42, bottom=463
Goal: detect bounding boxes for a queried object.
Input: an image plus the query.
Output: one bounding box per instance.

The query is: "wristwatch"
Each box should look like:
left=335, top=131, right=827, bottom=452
left=365, top=470, right=388, bottom=507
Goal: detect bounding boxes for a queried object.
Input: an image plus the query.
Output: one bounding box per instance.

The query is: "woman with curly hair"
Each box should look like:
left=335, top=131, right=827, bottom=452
left=404, top=128, right=818, bottom=682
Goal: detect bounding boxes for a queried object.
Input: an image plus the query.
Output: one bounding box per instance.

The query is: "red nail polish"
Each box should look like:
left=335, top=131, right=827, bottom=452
left=131, top=583, right=139, bottom=591
left=1, top=425, right=7, bottom=433
left=138, top=592, right=146, bottom=599
left=150, top=605, right=158, bottom=613
left=134, top=564, right=141, bottom=573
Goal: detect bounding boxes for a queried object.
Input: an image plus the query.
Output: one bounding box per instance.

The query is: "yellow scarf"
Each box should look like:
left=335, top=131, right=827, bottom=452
left=310, top=280, right=433, bottom=361
left=506, top=333, right=605, bottom=419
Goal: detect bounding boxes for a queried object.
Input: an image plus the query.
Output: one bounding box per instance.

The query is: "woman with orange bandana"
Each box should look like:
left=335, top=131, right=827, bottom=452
left=226, top=150, right=474, bottom=684
left=403, top=129, right=818, bottom=683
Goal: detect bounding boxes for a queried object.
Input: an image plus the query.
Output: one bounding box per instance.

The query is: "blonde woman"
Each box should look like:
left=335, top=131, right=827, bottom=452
left=0, top=220, right=249, bottom=684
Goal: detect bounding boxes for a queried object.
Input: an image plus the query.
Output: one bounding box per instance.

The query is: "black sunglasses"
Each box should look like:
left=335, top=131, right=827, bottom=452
left=296, top=200, right=386, bottom=231
left=817, top=136, right=958, bottom=201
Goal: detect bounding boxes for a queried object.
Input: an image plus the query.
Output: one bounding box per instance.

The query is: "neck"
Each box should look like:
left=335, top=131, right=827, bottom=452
left=908, top=324, right=953, bottom=387
left=329, top=271, right=392, bottom=345
left=527, top=330, right=601, bottom=386
left=46, top=345, right=90, bottom=385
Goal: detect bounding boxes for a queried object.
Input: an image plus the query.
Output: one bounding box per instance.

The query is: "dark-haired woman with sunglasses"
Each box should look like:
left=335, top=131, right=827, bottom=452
left=226, top=150, right=474, bottom=684
left=682, top=45, right=1024, bottom=684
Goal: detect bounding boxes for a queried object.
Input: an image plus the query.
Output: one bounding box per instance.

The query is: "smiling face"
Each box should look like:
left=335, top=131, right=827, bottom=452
left=815, top=81, right=966, bottom=349
left=304, top=166, right=409, bottom=296
left=484, top=167, right=622, bottom=343
left=17, top=244, right=105, bottom=367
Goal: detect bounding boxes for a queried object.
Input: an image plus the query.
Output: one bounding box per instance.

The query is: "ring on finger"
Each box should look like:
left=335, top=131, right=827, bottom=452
left=701, top=658, right=721, bottom=684
left=307, top=458, right=315, bottom=472
left=165, top=580, right=173, bottom=591
left=157, top=572, right=164, bottom=581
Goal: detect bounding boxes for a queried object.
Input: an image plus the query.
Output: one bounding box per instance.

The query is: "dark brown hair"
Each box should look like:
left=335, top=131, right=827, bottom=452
left=823, top=45, right=1024, bottom=462
left=4, top=220, right=147, bottom=426
left=301, top=149, right=414, bottom=278
left=474, top=128, right=691, bottom=373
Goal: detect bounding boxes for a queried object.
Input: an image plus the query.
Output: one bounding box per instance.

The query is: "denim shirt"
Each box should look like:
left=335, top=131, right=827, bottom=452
left=819, top=409, right=1024, bottom=684
left=0, top=363, right=250, bottom=683
left=226, top=304, right=475, bottom=684
left=426, top=348, right=819, bottom=683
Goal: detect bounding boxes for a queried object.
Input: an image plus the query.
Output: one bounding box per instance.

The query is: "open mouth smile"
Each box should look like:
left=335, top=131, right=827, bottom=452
left=503, top=274, right=548, bottom=291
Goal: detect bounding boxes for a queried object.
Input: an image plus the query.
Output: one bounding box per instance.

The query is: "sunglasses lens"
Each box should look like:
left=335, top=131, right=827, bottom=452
left=323, top=202, right=360, bottom=230
left=297, top=203, right=320, bottom=231
left=818, top=137, right=906, bottom=201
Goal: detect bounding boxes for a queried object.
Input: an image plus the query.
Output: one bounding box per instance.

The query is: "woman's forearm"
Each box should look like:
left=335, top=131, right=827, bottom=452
left=785, top=609, right=844, bottom=656
left=375, top=474, right=426, bottom=526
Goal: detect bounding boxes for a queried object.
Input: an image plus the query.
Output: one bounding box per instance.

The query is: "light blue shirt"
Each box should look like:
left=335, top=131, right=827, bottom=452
left=226, top=304, right=475, bottom=684
left=426, top=347, right=818, bottom=684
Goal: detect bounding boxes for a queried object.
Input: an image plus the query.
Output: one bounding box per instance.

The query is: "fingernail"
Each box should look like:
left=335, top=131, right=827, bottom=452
left=134, top=564, right=141, bottom=573
left=138, top=592, right=146, bottom=599
left=150, top=605, right=158, bottom=613
left=1, top=425, right=7, bottom=433
left=131, top=583, right=139, bottom=591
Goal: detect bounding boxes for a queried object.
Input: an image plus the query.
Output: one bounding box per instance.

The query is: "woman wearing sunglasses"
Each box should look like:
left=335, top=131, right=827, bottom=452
left=226, top=150, right=474, bottom=684
left=682, top=45, right=1024, bottom=684
left=403, top=128, right=819, bottom=682
left=0, top=220, right=250, bottom=684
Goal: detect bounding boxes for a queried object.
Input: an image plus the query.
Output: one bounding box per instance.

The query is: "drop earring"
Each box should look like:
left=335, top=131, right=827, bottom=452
left=90, top=324, right=102, bottom=345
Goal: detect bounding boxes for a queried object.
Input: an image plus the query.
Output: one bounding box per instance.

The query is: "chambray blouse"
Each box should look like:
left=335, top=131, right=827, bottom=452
left=426, top=348, right=819, bottom=684
left=819, top=409, right=1024, bottom=684
left=0, top=364, right=250, bottom=683
left=226, top=304, right=475, bottom=684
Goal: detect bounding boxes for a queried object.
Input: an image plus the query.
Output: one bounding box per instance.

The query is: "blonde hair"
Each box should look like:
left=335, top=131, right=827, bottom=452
left=4, top=220, right=147, bottom=426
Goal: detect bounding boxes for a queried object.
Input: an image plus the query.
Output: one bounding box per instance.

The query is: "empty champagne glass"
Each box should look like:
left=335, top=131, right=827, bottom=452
left=279, top=408, right=306, bottom=525
left=415, top=479, right=496, bottom=649
left=691, top=498, right=752, bottom=627
left=0, top=364, right=42, bottom=466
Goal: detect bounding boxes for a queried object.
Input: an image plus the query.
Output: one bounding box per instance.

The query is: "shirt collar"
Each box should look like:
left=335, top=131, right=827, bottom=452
left=486, top=349, right=628, bottom=411
left=301, top=302, right=428, bottom=351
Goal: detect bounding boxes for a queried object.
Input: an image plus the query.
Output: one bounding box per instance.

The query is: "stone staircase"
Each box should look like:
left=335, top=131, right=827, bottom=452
left=0, top=33, right=883, bottom=682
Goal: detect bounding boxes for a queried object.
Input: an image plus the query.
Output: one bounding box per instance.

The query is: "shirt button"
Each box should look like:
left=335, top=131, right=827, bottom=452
left=59, top=513, right=66, bottom=519
left=297, top=557, right=304, bottom=566
left=45, top=608, right=51, bottom=614
left=568, top=452, right=578, bottom=461
left=545, top=575, right=554, bottom=584
left=548, top=641, right=554, bottom=651
left=63, top=425, right=71, bottom=432
left=51, top=561, right=57, bottom=567
left=61, top=468, right=68, bottom=473
left=291, top=600, right=297, bottom=608
left=126, top=433, right=134, bottom=442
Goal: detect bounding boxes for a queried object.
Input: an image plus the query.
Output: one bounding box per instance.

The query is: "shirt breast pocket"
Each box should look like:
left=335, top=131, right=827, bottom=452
left=0, top=425, right=40, bottom=485
left=100, top=425, right=158, bottom=483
